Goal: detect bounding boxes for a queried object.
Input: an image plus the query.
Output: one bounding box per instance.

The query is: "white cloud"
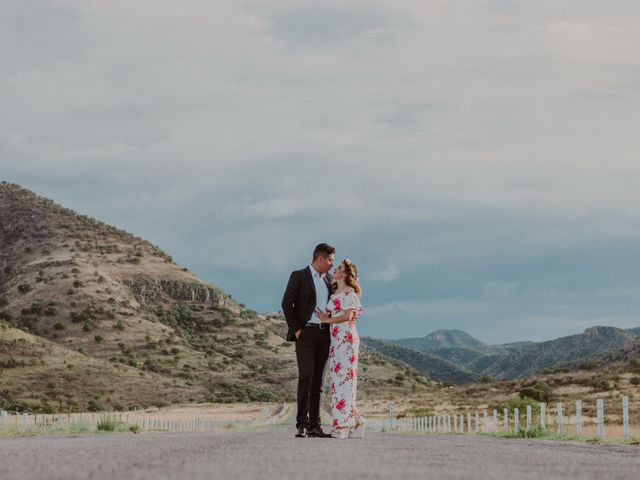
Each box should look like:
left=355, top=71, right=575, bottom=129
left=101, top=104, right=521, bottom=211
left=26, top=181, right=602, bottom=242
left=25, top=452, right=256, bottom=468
left=2, top=0, right=640, bottom=340
left=370, top=262, right=400, bottom=283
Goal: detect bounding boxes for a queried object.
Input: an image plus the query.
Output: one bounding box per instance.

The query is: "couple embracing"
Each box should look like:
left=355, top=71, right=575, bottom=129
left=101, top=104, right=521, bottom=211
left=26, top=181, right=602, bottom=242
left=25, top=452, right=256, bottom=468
left=282, top=243, right=365, bottom=440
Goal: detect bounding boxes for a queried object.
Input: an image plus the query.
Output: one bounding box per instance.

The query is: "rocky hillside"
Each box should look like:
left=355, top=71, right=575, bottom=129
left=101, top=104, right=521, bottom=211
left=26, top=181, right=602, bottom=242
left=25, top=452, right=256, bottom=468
left=0, top=182, right=432, bottom=413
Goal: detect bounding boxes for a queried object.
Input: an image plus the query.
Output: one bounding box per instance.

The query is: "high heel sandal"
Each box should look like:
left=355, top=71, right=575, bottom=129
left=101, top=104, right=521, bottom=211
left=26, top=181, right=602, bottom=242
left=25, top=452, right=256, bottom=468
left=349, top=418, right=366, bottom=439
left=331, top=428, right=349, bottom=439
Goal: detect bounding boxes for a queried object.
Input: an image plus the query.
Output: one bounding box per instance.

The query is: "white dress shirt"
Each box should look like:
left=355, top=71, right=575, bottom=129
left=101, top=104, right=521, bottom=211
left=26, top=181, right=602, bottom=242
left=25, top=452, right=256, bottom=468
left=307, top=263, right=329, bottom=324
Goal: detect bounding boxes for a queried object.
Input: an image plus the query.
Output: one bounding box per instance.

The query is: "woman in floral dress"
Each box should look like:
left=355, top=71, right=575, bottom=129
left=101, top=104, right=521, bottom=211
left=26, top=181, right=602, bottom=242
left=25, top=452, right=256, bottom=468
left=315, top=258, right=364, bottom=439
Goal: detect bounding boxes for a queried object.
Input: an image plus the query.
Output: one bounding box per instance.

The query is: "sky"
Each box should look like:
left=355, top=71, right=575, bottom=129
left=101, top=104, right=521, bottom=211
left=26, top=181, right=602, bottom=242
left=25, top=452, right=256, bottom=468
left=2, top=0, right=640, bottom=344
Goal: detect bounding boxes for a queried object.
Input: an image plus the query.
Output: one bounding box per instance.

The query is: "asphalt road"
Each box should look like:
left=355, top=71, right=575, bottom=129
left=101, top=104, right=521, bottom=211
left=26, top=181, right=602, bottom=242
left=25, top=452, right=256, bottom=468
left=2, top=425, right=639, bottom=480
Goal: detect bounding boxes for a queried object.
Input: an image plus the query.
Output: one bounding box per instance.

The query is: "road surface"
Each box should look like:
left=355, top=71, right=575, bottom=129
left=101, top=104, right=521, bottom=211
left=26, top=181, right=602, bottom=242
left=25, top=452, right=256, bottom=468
left=2, top=425, right=639, bottom=480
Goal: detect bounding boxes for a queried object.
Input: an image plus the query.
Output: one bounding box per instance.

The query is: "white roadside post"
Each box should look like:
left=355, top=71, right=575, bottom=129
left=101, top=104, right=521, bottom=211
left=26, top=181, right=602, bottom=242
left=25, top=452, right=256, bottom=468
left=514, top=408, right=520, bottom=432
left=467, top=413, right=471, bottom=432
left=460, top=415, right=464, bottom=433
left=596, top=399, right=605, bottom=439
left=492, top=409, right=497, bottom=433
left=557, top=402, right=564, bottom=435
left=576, top=400, right=582, bottom=436
left=540, top=403, right=546, bottom=432
left=475, top=412, right=479, bottom=433
left=503, top=408, right=509, bottom=432
left=622, top=396, right=629, bottom=441
left=453, top=414, right=458, bottom=433
left=526, top=405, right=532, bottom=432
left=483, top=410, right=488, bottom=433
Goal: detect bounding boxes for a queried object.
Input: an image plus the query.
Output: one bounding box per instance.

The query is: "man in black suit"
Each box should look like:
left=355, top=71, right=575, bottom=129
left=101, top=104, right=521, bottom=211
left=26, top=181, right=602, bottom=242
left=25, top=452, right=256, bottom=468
left=282, top=243, right=335, bottom=438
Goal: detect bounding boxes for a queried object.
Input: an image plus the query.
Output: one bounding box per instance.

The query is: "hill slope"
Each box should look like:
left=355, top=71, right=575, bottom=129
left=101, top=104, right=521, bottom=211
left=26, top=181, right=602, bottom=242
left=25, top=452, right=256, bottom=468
left=361, top=337, right=480, bottom=384
left=0, top=182, right=431, bottom=412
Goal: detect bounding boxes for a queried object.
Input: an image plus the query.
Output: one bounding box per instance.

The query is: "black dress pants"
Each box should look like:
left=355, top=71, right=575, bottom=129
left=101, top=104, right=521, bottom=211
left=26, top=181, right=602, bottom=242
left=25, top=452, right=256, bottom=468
left=295, top=326, right=331, bottom=430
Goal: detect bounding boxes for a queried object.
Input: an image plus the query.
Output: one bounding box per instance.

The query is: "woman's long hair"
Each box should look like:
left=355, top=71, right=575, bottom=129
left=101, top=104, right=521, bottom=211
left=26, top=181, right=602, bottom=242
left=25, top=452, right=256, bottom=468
left=342, top=258, right=362, bottom=297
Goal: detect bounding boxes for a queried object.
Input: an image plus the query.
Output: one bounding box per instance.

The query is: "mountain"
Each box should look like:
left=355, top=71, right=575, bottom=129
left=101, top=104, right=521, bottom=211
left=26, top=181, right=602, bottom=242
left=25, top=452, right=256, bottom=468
left=382, top=326, right=640, bottom=382
left=627, top=327, right=640, bottom=337
left=472, top=326, right=638, bottom=379
left=361, top=337, right=480, bottom=385
left=388, top=329, right=528, bottom=371
left=393, top=329, right=491, bottom=352
left=0, top=182, right=432, bottom=412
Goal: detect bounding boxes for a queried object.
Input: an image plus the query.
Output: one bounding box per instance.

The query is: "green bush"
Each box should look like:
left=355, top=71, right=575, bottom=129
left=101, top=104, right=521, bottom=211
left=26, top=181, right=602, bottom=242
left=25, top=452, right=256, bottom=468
left=18, top=284, right=32, bottom=294
left=480, top=375, right=496, bottom=384
left=114, top=320, right=125, bottom=331
left=630, top=377, right=640, bottom=386
left=0, top=357, right=25, bottom=368
left=519, top=381, right=554, bottom=403
left=87, top=399, right=104, bottom=412
left=503, top=427, right=547, bottom=438
left=208, top=380, right=281, bottom=403
left=492, top=396, right=541, bottom=417
left=407, top=407, right=434, bottom=417
left=578, top=360, right=598, bottom=371
left=589, top=377, right=611, bottom=392
left=97, top=415, right=118, bottom=431
left=94, top=335, right=104, bottom=343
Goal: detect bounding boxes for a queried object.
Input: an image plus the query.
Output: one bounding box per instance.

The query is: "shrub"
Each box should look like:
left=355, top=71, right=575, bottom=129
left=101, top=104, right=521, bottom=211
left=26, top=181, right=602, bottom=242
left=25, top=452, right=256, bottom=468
left=73, top=280, right=83, bottom=288
left=97, top=415, right=118, bottom=431
left=631, top=377, right=640, bottom=386
left=480, top=375, right=496, bottom=384
left=18, top=284, right=32, bottom=294
left=519, top=381, right=555, bottom=403
left=114, top=320, right=125, bottom=331
left=44, top=306, right=58, bottom=316
left=129, top=424, right=141, bottom=434
left=87, top=399, right=104, bottom=412
left=407, top=407, right=434, bottom=417
left=53, top=322, right=65, bottom=330
left=0, top=357, right=25, bottom=368
left=630, top=357, right=640, bottom=375
left=492, top=396, right=541, bottom=417
left=589, top=377, right=611, bottom=392
left=578, top=360, right=598, bottom=371
left=0, top=297, right=7, bottom=308
left=94, top=335, right=104, bottom=343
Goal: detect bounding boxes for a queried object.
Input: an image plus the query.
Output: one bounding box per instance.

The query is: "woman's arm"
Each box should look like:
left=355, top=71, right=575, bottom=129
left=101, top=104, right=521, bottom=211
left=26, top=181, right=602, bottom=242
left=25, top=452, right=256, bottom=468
left=315, top=308, right=355, bottom=324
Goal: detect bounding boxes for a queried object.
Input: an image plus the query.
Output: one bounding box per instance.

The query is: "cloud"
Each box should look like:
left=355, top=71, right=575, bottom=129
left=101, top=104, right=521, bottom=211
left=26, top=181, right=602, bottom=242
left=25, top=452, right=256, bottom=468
left=370, top=262, right=400, bottom=283
left=2, top=0, right=640, bottom=341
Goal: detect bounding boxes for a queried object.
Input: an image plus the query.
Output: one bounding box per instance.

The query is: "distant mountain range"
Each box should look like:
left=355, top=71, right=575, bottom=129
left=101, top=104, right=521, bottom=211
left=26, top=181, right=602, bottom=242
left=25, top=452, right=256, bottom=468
left=361, top=337, right=479, bottom=385
left=363, top=325, right=640, bottom=383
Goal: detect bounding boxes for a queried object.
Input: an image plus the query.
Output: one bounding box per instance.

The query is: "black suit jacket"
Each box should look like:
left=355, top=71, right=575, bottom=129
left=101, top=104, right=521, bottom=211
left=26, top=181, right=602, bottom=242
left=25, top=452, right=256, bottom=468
left=281, top=266, right=333, bottom=341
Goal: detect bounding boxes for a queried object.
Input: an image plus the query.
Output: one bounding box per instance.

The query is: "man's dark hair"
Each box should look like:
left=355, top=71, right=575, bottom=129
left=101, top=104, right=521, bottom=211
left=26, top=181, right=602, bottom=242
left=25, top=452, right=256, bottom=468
left=312, top=243, right=335, bottom=261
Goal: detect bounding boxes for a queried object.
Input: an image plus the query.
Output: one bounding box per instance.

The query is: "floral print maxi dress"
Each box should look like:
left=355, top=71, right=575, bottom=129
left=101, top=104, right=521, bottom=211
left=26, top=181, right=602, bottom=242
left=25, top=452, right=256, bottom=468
left=326, top=290, right=363, bottom=431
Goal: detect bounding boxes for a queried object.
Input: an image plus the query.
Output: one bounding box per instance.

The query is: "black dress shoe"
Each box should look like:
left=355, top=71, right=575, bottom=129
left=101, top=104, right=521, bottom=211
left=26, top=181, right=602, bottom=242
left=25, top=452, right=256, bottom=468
left=295, top=427, right=307, bottom=438
left=307, top=426, right=331, bottom=438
